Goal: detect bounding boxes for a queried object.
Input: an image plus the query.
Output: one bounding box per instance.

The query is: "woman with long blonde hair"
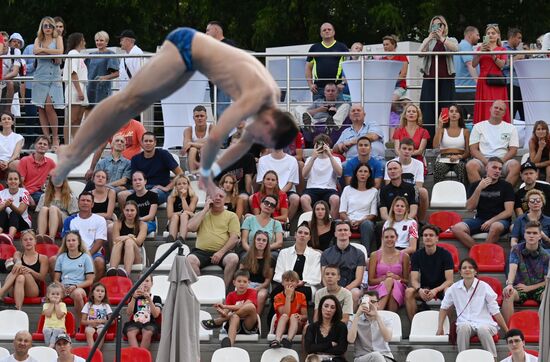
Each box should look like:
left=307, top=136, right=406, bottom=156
left=393, top=104, right=430, bottom=169
left=36, top=178, right=78, bottom=243
left=240, top=230, right=273, bottom=313
left=166, top=174, right=197, bottom=242
left=528, top=120, right=550, bottom=181
left=32, top=16, right=64, bottom=149
left=219, top=173, right=245, bottom=219
left=383, top=196, right=418, bottom=255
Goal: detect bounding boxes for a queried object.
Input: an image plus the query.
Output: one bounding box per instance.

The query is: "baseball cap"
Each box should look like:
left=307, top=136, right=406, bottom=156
left=55, top=334, right=72, bottom=344
left=9, top=33, right=24, bottom=48
left=521, top=161, right=538, bottom=173
left=118, top=30, right=136, bottom=40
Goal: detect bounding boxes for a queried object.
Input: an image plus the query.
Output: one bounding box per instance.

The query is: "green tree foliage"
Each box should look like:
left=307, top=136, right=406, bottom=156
left=1, top=0, right=548, bottom=51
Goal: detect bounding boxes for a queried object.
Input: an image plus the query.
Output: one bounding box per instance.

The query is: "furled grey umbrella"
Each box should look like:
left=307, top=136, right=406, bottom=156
left=156, top=253, right=200, bottom=362
left=539, top=261, right=550, bottom=362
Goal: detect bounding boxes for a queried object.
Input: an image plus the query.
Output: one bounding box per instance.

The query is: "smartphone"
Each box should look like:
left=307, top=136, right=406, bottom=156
left=483, top=35, right=489, bottom=44
left=440, top=107, right=449, bottom=122
left=430, top=23, right=440, bottom=32
left=316, top=141, right=325, bottom=152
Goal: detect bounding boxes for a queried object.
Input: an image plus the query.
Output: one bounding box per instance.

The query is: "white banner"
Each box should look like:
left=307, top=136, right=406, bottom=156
left=267, top=58, right=312, bottom=103
left=342, top=60, right=403, bottom=142
left=515, top=59, right=550, bottom=148
left=160, top=72, right=209, bottom=149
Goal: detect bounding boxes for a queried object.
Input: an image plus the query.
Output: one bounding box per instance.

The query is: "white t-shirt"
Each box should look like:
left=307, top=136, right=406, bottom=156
left=0, top=188, right=31, bottom=226
left=304, top=156, right=341, bottom=190
left=383, top=218, right=418, bottom=249
left=0, top=355, right=39, bottom=362
left=81, top=302, right=113, bottom=328
left=256, top=153, right=299, bottom=191
left=339, top=186, right=378, bottom=221
left=62, top=49, right=88, bottom=105
left=66, top=214, right=107, bottom=250
left=469, top=120, right=519, bottom=158
left=119, top=45, right=143, bottom=90
left=0, top=132, right=24, bottom=161
left=49, top=357, right=85, bottom=362
left=499, top=353, right=538, bottom=362
left=384, top=157, right=424, bottom=185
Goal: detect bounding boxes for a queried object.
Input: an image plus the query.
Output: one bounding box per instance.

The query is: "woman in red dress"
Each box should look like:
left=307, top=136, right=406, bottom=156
left=473, top=24, right=509, bottom=123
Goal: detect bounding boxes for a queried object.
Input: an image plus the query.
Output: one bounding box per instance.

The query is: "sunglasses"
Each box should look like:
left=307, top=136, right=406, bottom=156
left=529, top=199, right=542, bottom=204
left=42, top=23, right=55, bottom=29
left=486, top=23, right=499, bottom=29
left=262, top=200, right=276, bottom=208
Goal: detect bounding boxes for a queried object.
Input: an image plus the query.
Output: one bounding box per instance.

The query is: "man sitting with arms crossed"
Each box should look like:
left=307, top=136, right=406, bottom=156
left=52, top=27, right=298, bottom=193
left=404, top=224, right=454, bottom=320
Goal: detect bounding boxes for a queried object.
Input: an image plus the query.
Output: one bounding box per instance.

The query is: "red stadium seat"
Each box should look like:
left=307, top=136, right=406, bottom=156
left=521, top=299, right=539, bottom=307
left=437, top=243, right=459, bottom=272
left=478, top=276, right=503, bottom=305
left=0, top=244, right=16, bottom=259
left=75, top=318, right=117, bottom=342
left=120, top=347, right=152, bottom=362
left=509, top=310, right=539, bottom=343
left=32, top=311, right=76, bottom=341
left=469, top=244, right=505, bottom=272
left=36, top=244, right=60, bottom=258
left=72, top=346, right=104, bottom=362
left=100, top=276, right=133, bottom=304
left=471, top=334, right=499, bottom=343
left=4, top=280, right=46, bottom=305
left=428, top=211, right=462, bottom=239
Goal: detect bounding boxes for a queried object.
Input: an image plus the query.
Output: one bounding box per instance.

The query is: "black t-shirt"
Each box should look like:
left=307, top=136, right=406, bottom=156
left=515, top=182, right=550, bottom=216
left=240, top=256, right=275, bottom=284
left=127, top=191, right=159, bottom=218
left=411, top=247, right=454, bottom=289
left=215, top=152, right=256, bottom=193
left=306, top=41, right=349, bottom=88
left=379, top=181, right=418, bottom=209
left=467, top=179, right=515, bottom=220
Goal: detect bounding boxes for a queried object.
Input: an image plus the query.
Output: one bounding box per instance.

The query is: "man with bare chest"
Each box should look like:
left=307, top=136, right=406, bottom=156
left=52, top=27, right=297, bottom=193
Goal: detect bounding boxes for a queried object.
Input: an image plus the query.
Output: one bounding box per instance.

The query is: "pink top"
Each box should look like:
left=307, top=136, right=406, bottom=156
left=374, top=250, right=404, bottom=279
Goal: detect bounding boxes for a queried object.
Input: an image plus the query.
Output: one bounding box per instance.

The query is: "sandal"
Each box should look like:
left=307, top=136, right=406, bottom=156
left=201, top=319, right=222, bottom=330
left=269, top=340, right=281, bottom=349
left=281, top=337, right=292, bottom=349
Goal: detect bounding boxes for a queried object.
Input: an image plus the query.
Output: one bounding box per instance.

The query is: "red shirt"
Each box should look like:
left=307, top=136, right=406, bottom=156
left=251, top=190, right=288, bottom=219
left=382, top=55, right=408, bottom=89
left=226, top=288, right=258, bottom=309
left=109, top=119, right=146, bottom=160
left=18, top=154, right=56, bottom=194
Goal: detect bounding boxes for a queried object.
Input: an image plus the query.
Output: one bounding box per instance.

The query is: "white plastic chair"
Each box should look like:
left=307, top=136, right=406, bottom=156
left=297, top=211, right=313, bottom=226
left=219, top=314, right=261, bottom=342
left=190, top=180, right=207, bottom=209
left=260, top=348, right=299, bottom=362
left=68, top=180, right=86, bottom=197
left=28, top=346, right=58, bottom=361
left=155, top=243, right=190, bottom=271
left=199, top=310, right=213, bottom=341
left=131, top=246, right=148, bottom=271
left=408, top=310, right=449, bottom=342
left=455, top=349, right=494, bottom=362
left=378, top=310, right=402, bottom=342
left=430, top=180, right=467, bottom=208
left=162, top=230, right=197, bottom=240
left=267, top=315, right=302, bottom=342
left=350, top=242, right=369, bottom=263
left=68, top=153, right=94, bottom=178
left=0, top=347, right=9, bottom=358
left=0, top=310, right=29, bottom=339
left=44, top=152, right=58, bottom=163
left=150, top=275, right=170, bottom=303
left=191, top=275, right=225, bottom=304
left=405, top=348, right=445, bottom=362
left=170, top=152, right=181, bottom=176
left=211, top=347, right=250, bottom=362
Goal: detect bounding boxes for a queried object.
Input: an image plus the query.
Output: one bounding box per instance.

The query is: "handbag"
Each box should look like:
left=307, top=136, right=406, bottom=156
left=449, top=279, right=479, bottom=345
left=486, top=73, right=506, bottom=86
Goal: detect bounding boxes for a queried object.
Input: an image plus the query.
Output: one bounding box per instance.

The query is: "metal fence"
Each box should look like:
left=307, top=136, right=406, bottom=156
left=1, top=49, right=549, bottom=147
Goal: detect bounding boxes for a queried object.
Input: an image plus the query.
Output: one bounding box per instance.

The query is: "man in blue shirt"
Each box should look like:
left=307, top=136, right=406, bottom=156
left=453, top=26, right=479, bottom=119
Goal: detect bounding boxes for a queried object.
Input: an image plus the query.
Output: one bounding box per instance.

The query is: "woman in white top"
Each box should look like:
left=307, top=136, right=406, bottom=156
left=62, top=32, right=88, bottom=144
left=0, top=112, right=24, bottom=174
left=301, top=134, right=342, bottom=219
left=339, top=163, right=379, bottom=254
left=437, top=257, right=508, bottom=359
left=0, top=170, right=31, bottom=244
left=433, top=104, right=470, bottom=184
left=382, top=196, right=418, bottom=255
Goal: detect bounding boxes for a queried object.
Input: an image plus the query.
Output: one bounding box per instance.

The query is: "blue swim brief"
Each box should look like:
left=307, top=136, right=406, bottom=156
left=165, top=27, right=196, bottom=71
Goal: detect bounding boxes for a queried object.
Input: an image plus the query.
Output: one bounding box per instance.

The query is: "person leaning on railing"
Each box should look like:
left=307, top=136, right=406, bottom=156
left=419, top=15, right=458, bottom=146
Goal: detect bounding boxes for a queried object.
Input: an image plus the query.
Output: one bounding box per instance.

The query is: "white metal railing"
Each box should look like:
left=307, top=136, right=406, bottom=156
left=1, top=49, right=549, bottom=147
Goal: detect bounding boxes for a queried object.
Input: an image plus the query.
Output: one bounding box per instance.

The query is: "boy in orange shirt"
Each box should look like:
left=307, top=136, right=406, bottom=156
left=270, top=270, right=308, bottom=349
left=201, top=270, right=259, bottom=347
